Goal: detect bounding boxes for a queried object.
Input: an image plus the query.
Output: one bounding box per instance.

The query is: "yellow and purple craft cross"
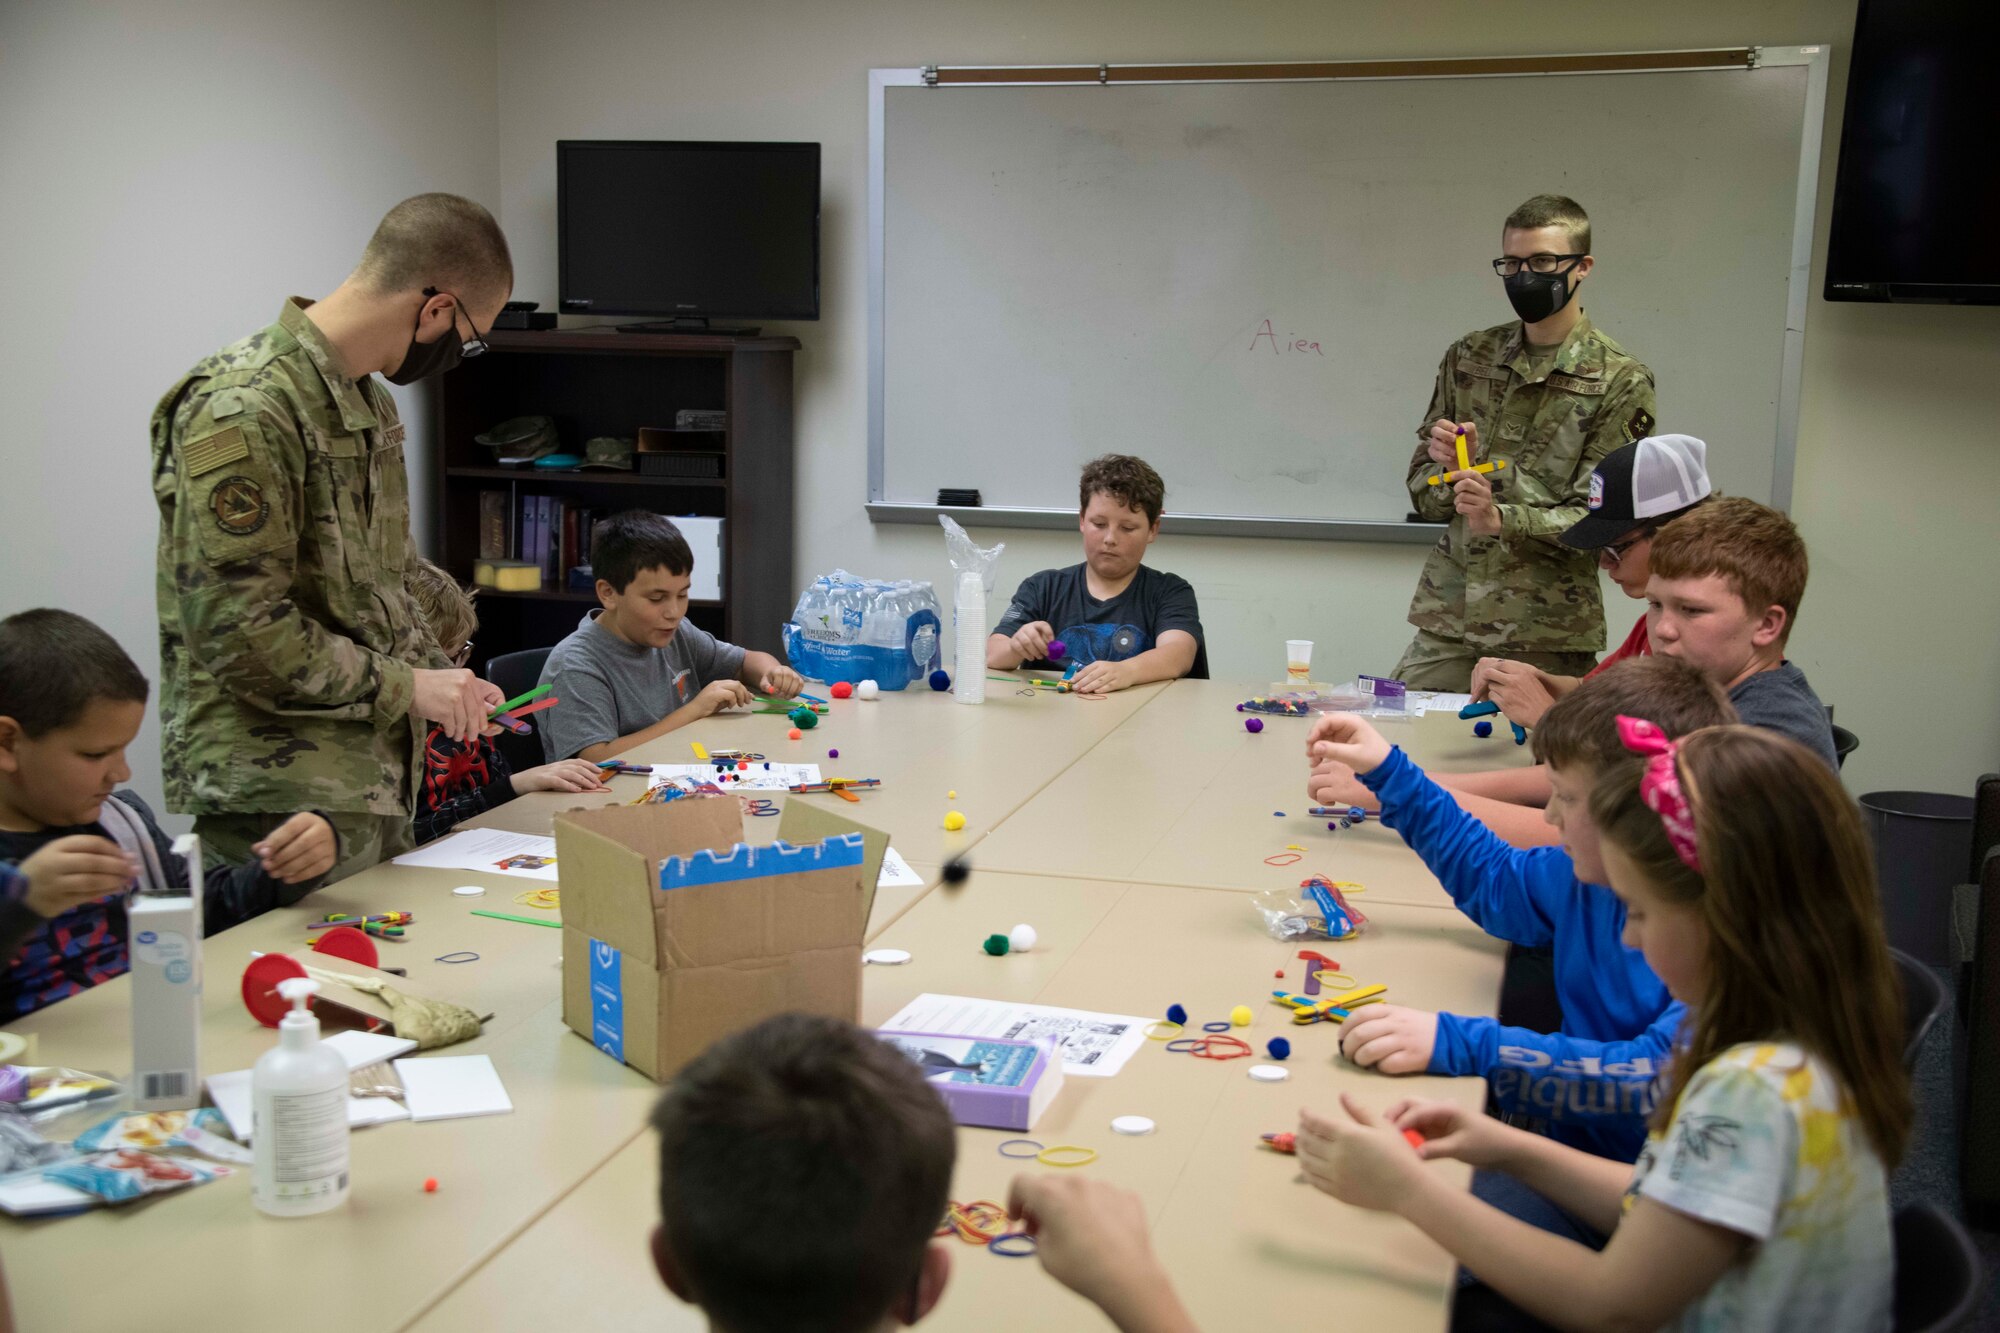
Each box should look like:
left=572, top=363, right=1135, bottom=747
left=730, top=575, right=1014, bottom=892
left=1426, top=427, right=1511, bottom=486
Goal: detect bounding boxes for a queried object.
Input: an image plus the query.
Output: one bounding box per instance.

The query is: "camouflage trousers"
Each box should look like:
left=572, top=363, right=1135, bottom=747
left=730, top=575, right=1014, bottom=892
left=1392, top=630, right=1600, bottom=693
left=195, top=811, right=414, bottom=887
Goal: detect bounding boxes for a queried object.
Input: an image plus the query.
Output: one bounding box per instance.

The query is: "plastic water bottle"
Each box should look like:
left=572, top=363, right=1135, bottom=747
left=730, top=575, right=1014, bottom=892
left=954, top=570, right=985, bottom=704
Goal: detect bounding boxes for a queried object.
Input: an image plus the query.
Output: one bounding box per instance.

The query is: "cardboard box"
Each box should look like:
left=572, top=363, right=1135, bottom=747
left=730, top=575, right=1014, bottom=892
left=554, top=798, right=886, bottom=1081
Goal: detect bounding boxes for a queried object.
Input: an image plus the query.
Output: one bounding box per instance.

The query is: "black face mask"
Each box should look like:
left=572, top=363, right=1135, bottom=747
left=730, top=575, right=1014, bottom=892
left=1503, top=268, right=1575, bottom=325
left=385, top=296, right=465, bottom=385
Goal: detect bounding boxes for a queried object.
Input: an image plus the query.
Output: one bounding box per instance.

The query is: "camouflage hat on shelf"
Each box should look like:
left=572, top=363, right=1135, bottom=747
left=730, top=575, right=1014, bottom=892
left=579, top=436, right=636, bottom=470
left=474, top=415, right=559, bottom=464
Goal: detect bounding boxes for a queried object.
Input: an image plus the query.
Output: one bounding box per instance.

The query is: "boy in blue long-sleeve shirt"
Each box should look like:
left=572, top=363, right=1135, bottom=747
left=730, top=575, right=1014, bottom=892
left=1303, top=656, right=1734, bottom=1164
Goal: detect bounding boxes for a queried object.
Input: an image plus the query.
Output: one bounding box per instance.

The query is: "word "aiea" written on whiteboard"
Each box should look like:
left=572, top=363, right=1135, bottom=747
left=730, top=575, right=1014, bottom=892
left=1249, top=318, right=1324, bottom=357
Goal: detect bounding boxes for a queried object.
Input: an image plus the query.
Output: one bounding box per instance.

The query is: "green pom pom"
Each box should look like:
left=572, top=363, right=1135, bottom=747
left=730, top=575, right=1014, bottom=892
left=789, top=707, right=818, bottom=730
left=982, top=933, right=1011, bottom=956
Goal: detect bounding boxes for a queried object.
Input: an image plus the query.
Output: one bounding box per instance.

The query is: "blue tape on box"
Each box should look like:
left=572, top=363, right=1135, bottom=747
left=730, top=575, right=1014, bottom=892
left=657, top=833, right=866, bottom=891
left=589, top=938, right=623, bottom=1062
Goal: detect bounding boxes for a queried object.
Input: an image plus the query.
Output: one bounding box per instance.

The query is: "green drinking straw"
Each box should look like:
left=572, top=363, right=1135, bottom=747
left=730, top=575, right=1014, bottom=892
left=470, top=909, right=561, bottom=929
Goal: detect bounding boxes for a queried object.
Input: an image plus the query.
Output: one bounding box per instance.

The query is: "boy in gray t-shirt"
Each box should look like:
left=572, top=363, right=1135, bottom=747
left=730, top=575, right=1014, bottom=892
left=538, top=513, right=802, bottom=761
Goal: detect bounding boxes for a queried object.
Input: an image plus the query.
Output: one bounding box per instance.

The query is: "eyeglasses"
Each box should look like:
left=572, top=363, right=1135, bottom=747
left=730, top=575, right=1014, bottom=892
left=1600, top=529, right=1650, bottom=564
left=422, top=286, right=490, bottom=358
left=1491, top=254, right=1587, bottom=278
left=450, top=640, right=474, bottom=667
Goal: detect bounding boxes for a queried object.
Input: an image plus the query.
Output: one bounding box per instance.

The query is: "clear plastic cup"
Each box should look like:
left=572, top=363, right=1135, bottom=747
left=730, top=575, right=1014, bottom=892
left=1285, top=640, right=1314, bottom=682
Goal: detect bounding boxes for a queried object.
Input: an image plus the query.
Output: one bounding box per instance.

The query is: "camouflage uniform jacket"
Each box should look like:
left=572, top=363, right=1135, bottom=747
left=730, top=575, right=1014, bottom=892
left=151, top=298, right=439, bottom=816
left=1403, top=313, right=1657, bottom=654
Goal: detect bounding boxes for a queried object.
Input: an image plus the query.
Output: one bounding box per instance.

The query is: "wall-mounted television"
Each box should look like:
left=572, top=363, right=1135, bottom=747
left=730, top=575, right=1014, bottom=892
left=558, top=140, right=821, bottom=329
left=1824, top=0, right=2000, bottom=304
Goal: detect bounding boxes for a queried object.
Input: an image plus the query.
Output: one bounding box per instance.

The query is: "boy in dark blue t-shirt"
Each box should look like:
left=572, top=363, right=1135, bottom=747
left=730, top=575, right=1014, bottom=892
left=987, top=454, right=1206, bottom=693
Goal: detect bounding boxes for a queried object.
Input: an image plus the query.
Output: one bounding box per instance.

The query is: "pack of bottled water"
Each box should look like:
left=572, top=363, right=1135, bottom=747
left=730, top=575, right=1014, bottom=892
left=782, top=571, right=944, bottom=690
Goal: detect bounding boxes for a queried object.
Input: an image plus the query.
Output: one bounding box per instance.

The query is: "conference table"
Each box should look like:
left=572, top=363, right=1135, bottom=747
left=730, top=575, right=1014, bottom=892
left=1, top=678, right=1529, bottom=1331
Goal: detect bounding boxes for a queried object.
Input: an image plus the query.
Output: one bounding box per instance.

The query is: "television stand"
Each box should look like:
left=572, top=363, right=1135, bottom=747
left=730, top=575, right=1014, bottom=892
left=615, top=317, right=762, bottom=337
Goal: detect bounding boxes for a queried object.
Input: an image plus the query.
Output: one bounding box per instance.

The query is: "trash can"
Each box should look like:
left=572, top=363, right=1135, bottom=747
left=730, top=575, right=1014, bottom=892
left=1860, top=792, right=1975, bottom=968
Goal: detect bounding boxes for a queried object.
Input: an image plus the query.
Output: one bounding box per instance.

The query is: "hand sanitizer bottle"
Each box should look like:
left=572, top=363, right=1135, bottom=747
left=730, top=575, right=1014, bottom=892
left=251, top=976, right=349, bottom=1217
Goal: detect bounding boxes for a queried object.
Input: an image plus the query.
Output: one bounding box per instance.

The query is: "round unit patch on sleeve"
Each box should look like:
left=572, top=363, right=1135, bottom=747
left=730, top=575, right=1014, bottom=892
left=210, top=475, right=270, bottom=536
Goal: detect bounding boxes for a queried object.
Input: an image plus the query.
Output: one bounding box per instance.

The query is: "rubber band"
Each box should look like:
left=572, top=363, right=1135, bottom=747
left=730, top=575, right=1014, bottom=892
left=746, top=798, right=781, bottom=818
left=1202, top=1020, right=1232, bottom=1033
left=1191, top=1035, right=1253, bottom=1061
left=942, top=1200, right=1011, bottom=1243
left=1035, top=1145, right=1097, bottom=1168
left=1164, top=1038, right=1203, bottom=1053
left=1144, top=1020, right=1184, bottom=1040
left=434, top=951, right=480, bottom=964
left=1263, top=852, right=1303, bottom=866
left=514, top=888, right=561, bottom=910
left=996, top=1138, right=1045, bottom=1159
left=1315, top=970, right=1358, bottom=989
left=988, top=1233, right=1038, bottom=1257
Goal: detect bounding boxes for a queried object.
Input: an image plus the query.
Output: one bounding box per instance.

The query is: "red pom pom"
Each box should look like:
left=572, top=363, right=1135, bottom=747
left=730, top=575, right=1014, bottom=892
left=830, top=681, right=854, bottom=699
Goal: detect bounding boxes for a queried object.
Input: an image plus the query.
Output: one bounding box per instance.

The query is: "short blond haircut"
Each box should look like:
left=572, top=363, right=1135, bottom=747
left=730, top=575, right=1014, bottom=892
left=1505, top=194, right=1591, bottom=253
left=407, top=558, right=478, bottom=656
left=355, top=193, right=512, bottom=306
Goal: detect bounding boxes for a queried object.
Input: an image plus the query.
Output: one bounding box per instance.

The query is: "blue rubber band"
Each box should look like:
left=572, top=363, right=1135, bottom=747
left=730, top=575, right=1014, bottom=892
left=1202, top=1020, right=1232, bottom=1033
left=435, top=951, right=480, bottom=964
left=988, top=1233, right=1038, bottom=1257
left=1164, top=1038, right=1202, bottom=1053
left=996, top=1139, right=1044, bottom=1159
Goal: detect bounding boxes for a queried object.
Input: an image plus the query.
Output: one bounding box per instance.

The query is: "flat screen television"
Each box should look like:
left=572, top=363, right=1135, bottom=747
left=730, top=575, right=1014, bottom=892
left=558, top=140, right=821, bottom=328
left=1824, top=0, right=2000, bottom=303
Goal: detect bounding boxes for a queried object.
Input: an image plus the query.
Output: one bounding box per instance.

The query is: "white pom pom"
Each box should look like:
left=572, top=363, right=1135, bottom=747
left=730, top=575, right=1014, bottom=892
left=857, top=679, right=881, bottom=700
left=1008, top=923, right=1037, bottom=953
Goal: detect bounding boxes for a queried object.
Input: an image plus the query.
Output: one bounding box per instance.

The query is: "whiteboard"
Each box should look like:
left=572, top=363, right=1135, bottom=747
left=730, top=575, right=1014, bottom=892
left=869, top=51, right=1827, bottom=538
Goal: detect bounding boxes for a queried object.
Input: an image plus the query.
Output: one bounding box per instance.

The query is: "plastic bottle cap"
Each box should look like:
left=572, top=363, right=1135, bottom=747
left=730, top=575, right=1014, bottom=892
left=1248, top=1065, right=1290, bottom=1083
left=1111, top=1116, right=1156, bottom=1135
left=453, top=885, right=486, bottom=897
left=863, top=949, right=912, bottom=965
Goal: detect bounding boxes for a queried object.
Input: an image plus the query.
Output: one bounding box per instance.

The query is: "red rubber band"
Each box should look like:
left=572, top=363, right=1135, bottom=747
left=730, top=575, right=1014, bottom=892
left=1263, top=853, right=1303, bottom=867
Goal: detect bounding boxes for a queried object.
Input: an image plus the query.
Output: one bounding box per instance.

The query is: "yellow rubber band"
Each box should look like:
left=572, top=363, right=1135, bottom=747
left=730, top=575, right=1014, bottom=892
left=515, top=888, right=561, bottom=910
left=1315, top=970, right=1358, bottom=990
left=1144, top=1021, right=1184, bottom=1040
left=1036, top=1145, right=1098, bottom=1168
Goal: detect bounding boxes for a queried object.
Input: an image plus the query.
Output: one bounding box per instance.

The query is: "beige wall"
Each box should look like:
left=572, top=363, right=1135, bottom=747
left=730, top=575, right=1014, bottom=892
left=494, top=0, right=1999, bottom=798
left=0, top=0, right=499, bottom=821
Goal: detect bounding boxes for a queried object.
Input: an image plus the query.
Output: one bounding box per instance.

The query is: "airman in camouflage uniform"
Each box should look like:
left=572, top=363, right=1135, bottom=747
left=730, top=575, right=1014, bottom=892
left=1394, top=313, right=1657, bottom=690
left=151, top=298, right=441, bottom=880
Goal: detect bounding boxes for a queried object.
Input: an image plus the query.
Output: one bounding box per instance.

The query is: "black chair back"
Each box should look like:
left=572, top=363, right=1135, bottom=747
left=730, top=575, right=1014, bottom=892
left=1832, top=723, right=1860, bottom=769
left=1892, top=1201, right=1983, bottom=1332
left=1890, top=947, right=1946, bottom=1071
left=486, top=647, right=554, bottom=773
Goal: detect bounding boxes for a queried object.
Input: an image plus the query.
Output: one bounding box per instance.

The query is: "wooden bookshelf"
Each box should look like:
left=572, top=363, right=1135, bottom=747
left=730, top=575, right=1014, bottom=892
left=432, top=327, right=798, bottom=672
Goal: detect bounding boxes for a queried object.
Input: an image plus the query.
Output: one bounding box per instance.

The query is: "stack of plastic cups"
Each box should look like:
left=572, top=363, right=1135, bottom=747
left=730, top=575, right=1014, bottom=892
left=954, top=570, right=985, bottom=705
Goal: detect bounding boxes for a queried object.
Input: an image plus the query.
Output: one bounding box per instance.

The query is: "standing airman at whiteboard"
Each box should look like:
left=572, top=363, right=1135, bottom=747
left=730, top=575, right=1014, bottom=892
left=1392, top=196, right=1658, bottom=692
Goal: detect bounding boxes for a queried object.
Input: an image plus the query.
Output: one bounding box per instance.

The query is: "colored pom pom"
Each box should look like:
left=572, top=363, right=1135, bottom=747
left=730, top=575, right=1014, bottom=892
left=787, top=727, right=802, bottom=740
left=830, top=681, right=854, bottom=699
left=1009, top=923, right=1037, bottom=953
left=1047, top=639, right=1067, bottom=659
left=1230, top=1005, right=1253, bottom=1027
left=828, top=749, right=839, bottom=759
left=423, top=1176, right=439, bottom=1193
left=941, top=858, right=970, bottom=885
left=944, top=811, right=967, bottom=832
left=983, top=933, right=1010, bottom=956
left=1266, top=1037, right=1291, bottom=1061
left=1473, top=720, right=1493, bottom=738
left=789, top=707, right=818, bottom=730
left=1245, top=717, right=1264, bottom=733
left=1166, top=1003, right=1188, bottom=1026
left=929, top=669, right=951, bottom=692
left=857, top=679, right=880, bottom=700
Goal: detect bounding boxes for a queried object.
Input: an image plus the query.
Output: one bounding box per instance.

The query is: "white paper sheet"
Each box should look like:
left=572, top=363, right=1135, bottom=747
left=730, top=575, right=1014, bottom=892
left=647, top=762, right=822, bottom=794
left=1409, top=691, right=1472, bottom=717
left=880, top=993, right=1150, bottom=1078
left=878, top=847, right=924, bottom=889
left=394, top=1055, right=513, bottom=1122
left=203, top=1069, right=410, bottom=1141
left=391, top=828, right=559, bottom=881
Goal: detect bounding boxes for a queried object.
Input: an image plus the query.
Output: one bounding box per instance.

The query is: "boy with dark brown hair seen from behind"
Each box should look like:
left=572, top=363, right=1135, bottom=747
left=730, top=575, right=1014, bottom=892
left=651, top=1013, right=1198, bottom=1333
left=988, top=454, right=1206, bottom=693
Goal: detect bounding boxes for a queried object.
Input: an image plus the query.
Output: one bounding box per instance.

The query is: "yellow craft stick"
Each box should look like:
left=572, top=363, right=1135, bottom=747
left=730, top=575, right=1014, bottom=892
left=1331, top=983, right=1388, bottom=1008
left=1454, top=427, right=1471, bottom=473
left=690, top=741, right=709, bottom=760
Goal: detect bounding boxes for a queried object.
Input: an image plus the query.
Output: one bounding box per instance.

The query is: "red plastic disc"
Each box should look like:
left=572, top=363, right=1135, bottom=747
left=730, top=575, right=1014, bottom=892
left=311, top=925, right=380, bottom=969
left=241, top=953, right=309, bottom=1028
